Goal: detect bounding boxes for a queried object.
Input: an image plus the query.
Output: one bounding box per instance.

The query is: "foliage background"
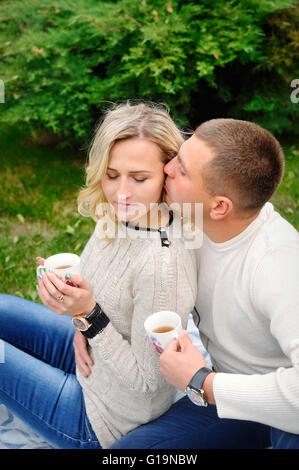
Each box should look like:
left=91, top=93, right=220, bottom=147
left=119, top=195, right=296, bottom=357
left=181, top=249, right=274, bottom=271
left=0, top=0, right=298, bottom=300
left=0, top=0, right=298, bottom=146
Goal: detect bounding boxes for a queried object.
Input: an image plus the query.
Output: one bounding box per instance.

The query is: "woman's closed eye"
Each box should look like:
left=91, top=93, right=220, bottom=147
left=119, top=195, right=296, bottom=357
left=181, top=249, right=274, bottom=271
left=133, top=178, right=147, bottom=183
left=106, top=174, right=147, bottom=183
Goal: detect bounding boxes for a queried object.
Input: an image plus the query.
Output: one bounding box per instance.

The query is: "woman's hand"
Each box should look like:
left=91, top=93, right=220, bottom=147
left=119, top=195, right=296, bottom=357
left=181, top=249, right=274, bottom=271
left=37, top=270, right=96, bottom=317
left=73, top=331, right=94, bottom=377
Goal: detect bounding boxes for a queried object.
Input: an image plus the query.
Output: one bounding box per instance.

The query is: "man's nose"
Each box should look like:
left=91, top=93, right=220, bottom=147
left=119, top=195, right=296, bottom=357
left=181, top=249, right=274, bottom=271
left=165, top=158, right=176, bottom=178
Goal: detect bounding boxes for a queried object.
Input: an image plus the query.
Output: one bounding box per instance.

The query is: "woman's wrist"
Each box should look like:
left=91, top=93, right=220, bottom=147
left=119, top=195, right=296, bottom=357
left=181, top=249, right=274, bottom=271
left=82, top=300, right=97, bottom=317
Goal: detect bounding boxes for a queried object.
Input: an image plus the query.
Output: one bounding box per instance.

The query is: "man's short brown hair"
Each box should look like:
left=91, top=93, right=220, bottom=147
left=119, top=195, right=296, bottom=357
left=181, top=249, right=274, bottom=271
left=195, top=118, right=285, bottom=214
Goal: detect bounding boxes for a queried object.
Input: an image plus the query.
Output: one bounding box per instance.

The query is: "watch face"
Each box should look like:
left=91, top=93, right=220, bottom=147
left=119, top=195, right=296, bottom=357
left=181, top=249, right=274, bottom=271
left=186, top=387, right=207, bottom=407
left=72, top=316, right=89, bottom=331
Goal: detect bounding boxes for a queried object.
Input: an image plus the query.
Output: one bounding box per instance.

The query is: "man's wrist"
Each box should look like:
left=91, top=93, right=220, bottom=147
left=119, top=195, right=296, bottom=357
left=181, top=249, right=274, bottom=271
left=202, top=372, right=216, bottom=405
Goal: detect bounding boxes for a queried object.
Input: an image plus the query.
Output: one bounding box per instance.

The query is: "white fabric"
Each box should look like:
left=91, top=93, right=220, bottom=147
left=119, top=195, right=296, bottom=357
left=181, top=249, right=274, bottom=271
left=195, top=203, right=299, bottom=433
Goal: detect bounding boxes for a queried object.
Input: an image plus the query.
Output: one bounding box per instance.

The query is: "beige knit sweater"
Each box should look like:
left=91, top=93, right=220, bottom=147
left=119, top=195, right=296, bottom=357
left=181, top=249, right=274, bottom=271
left=76, top=213, right=197, bottom=448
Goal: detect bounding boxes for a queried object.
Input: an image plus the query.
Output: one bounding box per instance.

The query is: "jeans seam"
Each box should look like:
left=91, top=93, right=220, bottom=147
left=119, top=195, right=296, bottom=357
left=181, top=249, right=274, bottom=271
left=0, top=384, right=94, bottom=445
left=84, top=415, right=99, bottom=443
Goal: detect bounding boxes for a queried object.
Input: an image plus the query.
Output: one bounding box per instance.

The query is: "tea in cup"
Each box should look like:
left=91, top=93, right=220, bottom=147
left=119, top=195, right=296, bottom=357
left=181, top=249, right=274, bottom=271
left=36, top=253, right=80, bottom=284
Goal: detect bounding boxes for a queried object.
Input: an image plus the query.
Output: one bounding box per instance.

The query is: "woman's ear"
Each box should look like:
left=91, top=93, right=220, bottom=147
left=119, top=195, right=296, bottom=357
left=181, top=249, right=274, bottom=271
left=210, top=196, right=233, bottom=220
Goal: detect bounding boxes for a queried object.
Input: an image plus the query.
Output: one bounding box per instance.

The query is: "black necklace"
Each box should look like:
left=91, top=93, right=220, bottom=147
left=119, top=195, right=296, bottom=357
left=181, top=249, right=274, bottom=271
left=121, top=211, right=173, bottom=247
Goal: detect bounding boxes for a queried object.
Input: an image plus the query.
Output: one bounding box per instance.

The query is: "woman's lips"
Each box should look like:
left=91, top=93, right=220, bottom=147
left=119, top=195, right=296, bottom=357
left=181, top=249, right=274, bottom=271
left=115, top=201, right=135, bottom=208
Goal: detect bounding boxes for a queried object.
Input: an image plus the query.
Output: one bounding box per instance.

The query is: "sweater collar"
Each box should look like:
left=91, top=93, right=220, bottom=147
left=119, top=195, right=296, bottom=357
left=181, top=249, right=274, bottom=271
left=122, top=210, right=174, bottom=233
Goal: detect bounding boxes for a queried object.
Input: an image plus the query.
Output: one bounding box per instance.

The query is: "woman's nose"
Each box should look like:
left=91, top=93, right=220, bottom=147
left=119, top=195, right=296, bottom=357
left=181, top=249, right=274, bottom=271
left=117, top=178, right=132, bottom=199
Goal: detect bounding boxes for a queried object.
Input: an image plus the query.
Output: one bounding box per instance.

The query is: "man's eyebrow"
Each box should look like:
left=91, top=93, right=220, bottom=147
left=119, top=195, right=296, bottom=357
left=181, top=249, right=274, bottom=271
left=177, top=154, right=187, bottom=172
left=107, top=167, right=152, bottom=174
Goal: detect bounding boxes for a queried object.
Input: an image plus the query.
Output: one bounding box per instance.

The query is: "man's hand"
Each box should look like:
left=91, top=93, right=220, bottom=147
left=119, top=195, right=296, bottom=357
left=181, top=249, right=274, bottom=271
left=160, top=330, right=216, bottom=404
left=73, top=330, right=94, bottom=377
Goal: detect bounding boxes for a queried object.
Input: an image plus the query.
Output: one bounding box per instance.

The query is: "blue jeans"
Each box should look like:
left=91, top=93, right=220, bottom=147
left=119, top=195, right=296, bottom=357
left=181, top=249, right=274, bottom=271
left=2, top=295, right=298, bottom=450
left=0, top=294, right=101, bottom=449
left=109, top=398, right=299, bottom=450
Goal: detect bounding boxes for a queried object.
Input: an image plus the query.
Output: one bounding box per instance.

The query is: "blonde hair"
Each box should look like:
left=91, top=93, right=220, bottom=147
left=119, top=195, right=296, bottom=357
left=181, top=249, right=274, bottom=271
left=77, top=102, right=184, bottom=225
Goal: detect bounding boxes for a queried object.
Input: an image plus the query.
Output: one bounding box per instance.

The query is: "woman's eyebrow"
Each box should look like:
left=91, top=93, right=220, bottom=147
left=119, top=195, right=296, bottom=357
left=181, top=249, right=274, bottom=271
left=107, top=167, right=152, bottom=174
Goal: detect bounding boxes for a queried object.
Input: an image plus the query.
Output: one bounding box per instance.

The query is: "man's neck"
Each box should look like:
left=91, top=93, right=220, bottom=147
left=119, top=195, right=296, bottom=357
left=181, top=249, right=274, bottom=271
left=203, top=210, right=261, bottom=243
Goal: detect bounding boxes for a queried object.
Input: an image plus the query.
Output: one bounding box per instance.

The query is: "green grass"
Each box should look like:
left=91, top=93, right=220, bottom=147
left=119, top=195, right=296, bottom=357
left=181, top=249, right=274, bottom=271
left=0, top=126, right=95, bottom=301
left=0, top=126, right=298, bottom=301
left=270, top=146, right=299, bottom=230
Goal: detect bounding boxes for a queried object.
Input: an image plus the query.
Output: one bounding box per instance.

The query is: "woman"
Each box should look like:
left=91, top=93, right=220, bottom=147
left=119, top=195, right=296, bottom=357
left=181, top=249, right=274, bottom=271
left=0, top=102, right=197, bottom=449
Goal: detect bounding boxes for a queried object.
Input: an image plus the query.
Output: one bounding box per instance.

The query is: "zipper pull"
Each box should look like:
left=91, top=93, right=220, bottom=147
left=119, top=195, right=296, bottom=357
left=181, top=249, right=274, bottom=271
left=158, top=228, right=171, bottom=247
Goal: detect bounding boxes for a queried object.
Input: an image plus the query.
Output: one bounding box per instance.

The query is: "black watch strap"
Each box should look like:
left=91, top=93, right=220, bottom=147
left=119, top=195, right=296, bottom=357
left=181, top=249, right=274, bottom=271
left=189, top=366, right=212, bottom=390
left=81, top=303, right=110, bottom=339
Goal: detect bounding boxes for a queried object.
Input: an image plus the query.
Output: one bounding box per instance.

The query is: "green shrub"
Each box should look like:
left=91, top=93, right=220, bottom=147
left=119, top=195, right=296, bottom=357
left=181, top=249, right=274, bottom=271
left=0, top=0, right=298, bottom=147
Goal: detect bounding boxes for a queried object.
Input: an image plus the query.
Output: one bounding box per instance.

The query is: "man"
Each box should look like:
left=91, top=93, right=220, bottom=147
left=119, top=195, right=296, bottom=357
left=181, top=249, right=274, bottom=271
left=75, top=118, right=299, bottom=449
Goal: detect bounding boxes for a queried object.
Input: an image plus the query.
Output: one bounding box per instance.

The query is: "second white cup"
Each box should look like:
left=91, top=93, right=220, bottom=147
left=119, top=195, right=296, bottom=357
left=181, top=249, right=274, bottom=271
left=144, top=310, right=182, bottom=353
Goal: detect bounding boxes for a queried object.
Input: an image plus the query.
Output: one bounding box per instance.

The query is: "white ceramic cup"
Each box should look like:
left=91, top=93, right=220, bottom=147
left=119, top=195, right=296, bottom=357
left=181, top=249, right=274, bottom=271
left=144, top=310, right=182, bottom=353
left=36, top=253, right=81, bottom=279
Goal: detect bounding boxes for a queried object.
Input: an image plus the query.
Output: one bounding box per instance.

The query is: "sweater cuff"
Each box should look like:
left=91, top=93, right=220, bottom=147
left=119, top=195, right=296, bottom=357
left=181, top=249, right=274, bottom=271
left=213, top=370, right=298, bottom=433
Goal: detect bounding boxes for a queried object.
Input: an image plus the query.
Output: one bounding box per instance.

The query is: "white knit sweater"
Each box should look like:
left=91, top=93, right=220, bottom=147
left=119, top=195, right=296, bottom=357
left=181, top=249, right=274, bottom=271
left=196, top=203, right=299, bottom=433
left=77, top=213, right=198, bottom=448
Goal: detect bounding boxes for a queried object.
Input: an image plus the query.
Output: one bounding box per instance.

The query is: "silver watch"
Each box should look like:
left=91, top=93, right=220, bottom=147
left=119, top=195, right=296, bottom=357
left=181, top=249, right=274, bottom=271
left=185, top=367, right=212, bottom=406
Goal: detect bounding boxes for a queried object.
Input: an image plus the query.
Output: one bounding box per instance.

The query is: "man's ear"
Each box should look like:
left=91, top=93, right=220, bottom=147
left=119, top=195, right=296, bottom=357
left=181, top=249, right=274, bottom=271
left=210, top=196, right=233, bottom=220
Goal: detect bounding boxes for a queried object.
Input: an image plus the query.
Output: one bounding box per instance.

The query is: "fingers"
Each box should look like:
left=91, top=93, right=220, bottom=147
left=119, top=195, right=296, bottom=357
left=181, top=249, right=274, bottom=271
left=41, top=272, right=88, bottom=297
left=178, top=330, right=193, bottom=352
left=38, top=271, right=75, bottom=298
left=36, top=278, right=62, bottom=314
left=38, top=271, right=64, bottom=299
left=36, top=280, right=47, bottom=306
left=65, top=273, right=89, bottom=290
left=163, top=338, right=180, bottom=353
left=162, top=331, right=191, bottom=355
left=73, top=331, right=94, bottom=377
left=37, top=272, right=69, bottom=314
left=74, top=350, right=92, bottom=378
